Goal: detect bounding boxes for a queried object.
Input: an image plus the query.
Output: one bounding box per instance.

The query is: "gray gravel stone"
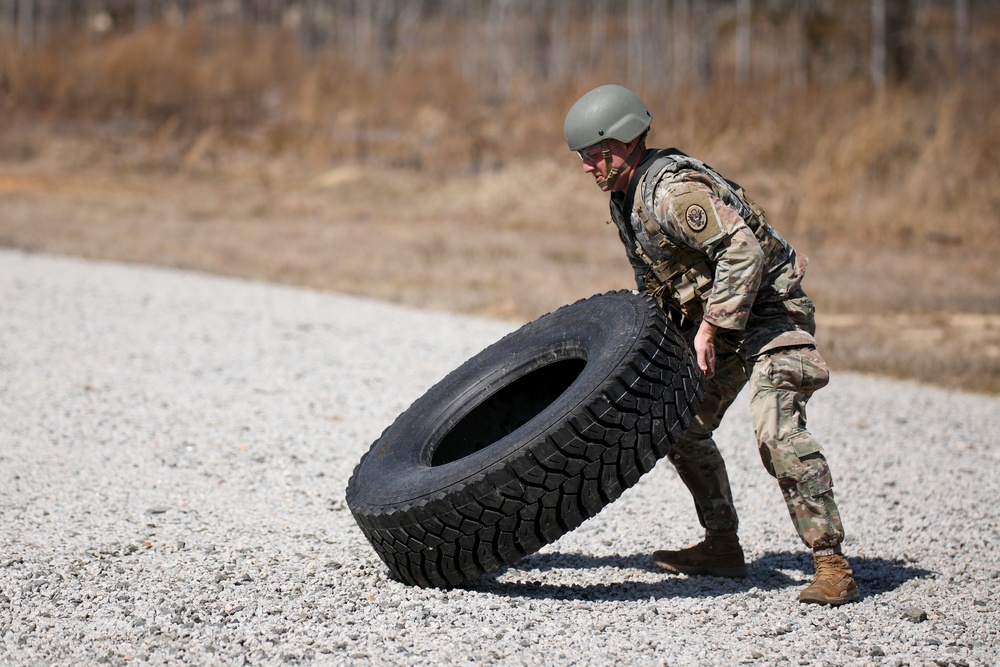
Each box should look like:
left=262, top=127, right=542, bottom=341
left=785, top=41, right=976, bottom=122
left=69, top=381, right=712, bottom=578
left=1, top=249, right=999, bottom=666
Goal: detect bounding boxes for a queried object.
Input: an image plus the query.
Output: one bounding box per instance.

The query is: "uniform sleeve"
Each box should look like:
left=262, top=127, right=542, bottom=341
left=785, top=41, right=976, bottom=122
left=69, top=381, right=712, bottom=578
left=703, top=225, right=764, bottom=330
left=654, top=176, right=765, bottom=331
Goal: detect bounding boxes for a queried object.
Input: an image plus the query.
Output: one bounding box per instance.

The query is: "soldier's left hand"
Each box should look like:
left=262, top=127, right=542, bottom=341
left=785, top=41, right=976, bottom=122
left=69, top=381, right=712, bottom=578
left=694, top=320, right=718, bottom=379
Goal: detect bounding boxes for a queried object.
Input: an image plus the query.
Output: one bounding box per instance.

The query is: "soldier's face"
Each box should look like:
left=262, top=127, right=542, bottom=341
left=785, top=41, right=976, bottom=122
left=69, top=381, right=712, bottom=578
left=579, top=139, right=632, bottom=193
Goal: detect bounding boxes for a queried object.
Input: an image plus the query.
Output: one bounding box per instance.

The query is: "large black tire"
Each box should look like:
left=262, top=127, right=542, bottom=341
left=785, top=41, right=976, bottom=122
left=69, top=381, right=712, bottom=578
left=346, top=290, right=703, bottom=588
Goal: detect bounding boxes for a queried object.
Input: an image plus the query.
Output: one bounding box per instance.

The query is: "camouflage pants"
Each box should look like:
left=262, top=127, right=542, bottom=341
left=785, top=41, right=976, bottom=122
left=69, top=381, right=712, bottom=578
left=667, top=343, right=845, bottom=550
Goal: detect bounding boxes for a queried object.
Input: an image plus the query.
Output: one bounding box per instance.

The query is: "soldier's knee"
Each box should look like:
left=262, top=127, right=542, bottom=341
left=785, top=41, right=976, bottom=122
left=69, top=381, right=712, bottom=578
left=670, top=435, right=724, bottom=468
left=759, top=346, right=830, bottom=394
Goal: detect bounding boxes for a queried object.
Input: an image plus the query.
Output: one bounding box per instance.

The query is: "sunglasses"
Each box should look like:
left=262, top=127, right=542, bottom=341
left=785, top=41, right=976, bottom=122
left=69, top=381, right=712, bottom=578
left=577, top=145, right=608, bottom=163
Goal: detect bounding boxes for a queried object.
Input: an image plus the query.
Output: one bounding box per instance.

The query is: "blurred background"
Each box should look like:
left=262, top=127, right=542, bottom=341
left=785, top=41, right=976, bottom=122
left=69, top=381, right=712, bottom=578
left=1, top=0, right=998, bottom=391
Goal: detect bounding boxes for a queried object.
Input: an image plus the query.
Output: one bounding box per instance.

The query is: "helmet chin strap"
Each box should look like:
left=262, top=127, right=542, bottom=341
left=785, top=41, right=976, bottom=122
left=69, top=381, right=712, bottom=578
left=596, top=139, right=646, bottom=191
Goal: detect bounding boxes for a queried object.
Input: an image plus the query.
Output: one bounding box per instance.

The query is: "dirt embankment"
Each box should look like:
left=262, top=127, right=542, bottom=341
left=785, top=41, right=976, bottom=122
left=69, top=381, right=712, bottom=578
left=1, top=132, right=998, bottom=394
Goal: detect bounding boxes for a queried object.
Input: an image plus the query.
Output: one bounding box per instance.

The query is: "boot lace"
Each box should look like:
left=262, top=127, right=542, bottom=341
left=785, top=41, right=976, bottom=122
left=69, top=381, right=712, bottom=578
left=814, top=554, right=850, bottom=583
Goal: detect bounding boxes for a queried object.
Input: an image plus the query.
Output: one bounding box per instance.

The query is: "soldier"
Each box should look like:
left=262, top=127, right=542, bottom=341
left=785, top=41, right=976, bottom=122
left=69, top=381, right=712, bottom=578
left=564, top=84, right=859, bottom=606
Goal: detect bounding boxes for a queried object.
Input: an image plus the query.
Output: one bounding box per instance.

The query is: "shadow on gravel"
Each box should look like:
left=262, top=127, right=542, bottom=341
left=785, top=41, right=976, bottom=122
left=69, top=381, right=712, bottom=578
left=466, top=550, right=932, bottom=602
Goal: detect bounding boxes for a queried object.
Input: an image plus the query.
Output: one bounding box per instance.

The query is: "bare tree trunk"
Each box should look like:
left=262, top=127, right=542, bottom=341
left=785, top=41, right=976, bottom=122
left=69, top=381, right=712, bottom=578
left=458, top=0, right=480, bottom=85
left=955, top=0, right=970, bottom=79
left=36, top=0, right=54, bottom=45
left=376, top=0, right=401, bottom=59
left=1, top=0, right=13, bottom=40
left=872, top=0, right=887, bottom=88
left=588, top=0, right=609, bottom=74
left=736, top=0, right=751, bottom=85
left=532, top=0, right=551, bottom=81
left=487, top=0, right=515, bottom=102
left=16, top=0, right=33, bottom=50
left=647, top=0, right=669, bottom=94
left=795, top=0, right=811, bottom=89
left=395, top=0, right=423, bottom=54
left=135, top=0, right=151, bottom=28
left=297, top=0, right=320, bottom=54
left=693, top=0, right=712, bottom=90
left=885, top=0, right=913, bottom=83
left=671, top=0, right=690, bottom=91
left=354, top=0, right=374, bottom=72
left=333, top=0, right=354, bottom=53
left=549, top=0, right=571, bottom=84
left=627, top=0, right=645, bottom=91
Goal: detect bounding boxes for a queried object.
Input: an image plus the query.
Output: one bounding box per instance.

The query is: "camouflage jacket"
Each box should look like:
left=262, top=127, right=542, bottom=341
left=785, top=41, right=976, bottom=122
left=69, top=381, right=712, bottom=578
left=610, top=148, right=817, bottom=358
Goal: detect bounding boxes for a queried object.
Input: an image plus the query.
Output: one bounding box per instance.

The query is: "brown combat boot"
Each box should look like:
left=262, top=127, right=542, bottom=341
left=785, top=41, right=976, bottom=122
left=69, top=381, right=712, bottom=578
left=652, top=534, right=748, bottom=578
left=799, top=552, right=860, bottom=605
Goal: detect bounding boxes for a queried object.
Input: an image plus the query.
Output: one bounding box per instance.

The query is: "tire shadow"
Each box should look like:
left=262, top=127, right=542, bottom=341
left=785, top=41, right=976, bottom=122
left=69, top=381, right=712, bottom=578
left=464, top=550, right=932, bottom=602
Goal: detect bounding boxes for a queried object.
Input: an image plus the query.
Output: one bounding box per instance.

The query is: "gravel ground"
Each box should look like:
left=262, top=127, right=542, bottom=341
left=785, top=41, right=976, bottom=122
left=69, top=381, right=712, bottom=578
left=1, top=249, right=998, bottom=667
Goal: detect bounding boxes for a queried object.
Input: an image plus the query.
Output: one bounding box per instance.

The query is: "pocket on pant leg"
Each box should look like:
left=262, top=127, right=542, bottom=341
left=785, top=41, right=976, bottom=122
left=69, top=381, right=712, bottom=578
left=797, top=459, right=834, bottom=497
left=769, top=432, right=825, bottom=478
left=790, top=431, right=822, bottom=458
left=787, top=432, right=833, bottom=496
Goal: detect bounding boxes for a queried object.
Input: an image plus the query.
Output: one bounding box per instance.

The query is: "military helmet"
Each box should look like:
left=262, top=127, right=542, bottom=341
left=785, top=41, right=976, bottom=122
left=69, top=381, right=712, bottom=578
left=564, top=84, right=652, bottom=152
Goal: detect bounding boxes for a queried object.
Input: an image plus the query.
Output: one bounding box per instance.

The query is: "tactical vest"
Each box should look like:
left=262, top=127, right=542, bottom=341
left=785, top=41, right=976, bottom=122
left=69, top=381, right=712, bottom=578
left=611, top=149, right=789, bottom=321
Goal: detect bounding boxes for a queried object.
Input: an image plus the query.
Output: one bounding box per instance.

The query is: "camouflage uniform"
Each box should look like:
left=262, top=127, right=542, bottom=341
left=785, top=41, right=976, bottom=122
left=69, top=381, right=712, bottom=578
left=610, top=148, right=845, bottom=550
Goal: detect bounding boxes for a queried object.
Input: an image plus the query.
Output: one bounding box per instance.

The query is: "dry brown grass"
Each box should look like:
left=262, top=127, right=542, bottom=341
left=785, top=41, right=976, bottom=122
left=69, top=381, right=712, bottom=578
left=2, top=130, right=998, bottom=394
left=1, top=17, right=998, bottom=393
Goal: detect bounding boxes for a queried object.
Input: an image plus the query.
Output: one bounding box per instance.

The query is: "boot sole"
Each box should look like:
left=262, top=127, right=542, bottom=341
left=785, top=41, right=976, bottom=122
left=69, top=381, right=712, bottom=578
left=653, top=560, right=748, bottom=579
left=798, top=587, right=861, bottom=606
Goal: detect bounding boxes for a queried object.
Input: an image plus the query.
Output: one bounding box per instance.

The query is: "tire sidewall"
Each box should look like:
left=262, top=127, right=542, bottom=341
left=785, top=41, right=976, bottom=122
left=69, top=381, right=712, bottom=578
left=348, top=291, right=653, bottom=509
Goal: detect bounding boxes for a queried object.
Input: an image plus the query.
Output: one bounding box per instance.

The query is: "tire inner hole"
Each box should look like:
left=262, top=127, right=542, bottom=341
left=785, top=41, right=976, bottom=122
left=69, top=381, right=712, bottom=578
left=431, top=358, right=587, bottom=466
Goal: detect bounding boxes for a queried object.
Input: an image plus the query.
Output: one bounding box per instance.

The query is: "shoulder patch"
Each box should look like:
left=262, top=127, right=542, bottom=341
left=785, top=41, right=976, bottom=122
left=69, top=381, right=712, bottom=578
left=669, top=191, right=723, bottom=245
left=685, top=204, right=708, bottom=231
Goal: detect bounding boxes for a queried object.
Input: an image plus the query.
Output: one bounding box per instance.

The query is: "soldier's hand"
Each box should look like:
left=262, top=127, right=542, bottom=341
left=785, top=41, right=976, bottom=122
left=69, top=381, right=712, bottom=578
left=694, top=320, right=718, bottom=378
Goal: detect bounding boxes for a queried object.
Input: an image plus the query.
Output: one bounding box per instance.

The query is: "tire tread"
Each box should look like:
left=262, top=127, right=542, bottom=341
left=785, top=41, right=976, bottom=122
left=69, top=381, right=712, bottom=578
left=346, top=291, right=703, bottom=587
